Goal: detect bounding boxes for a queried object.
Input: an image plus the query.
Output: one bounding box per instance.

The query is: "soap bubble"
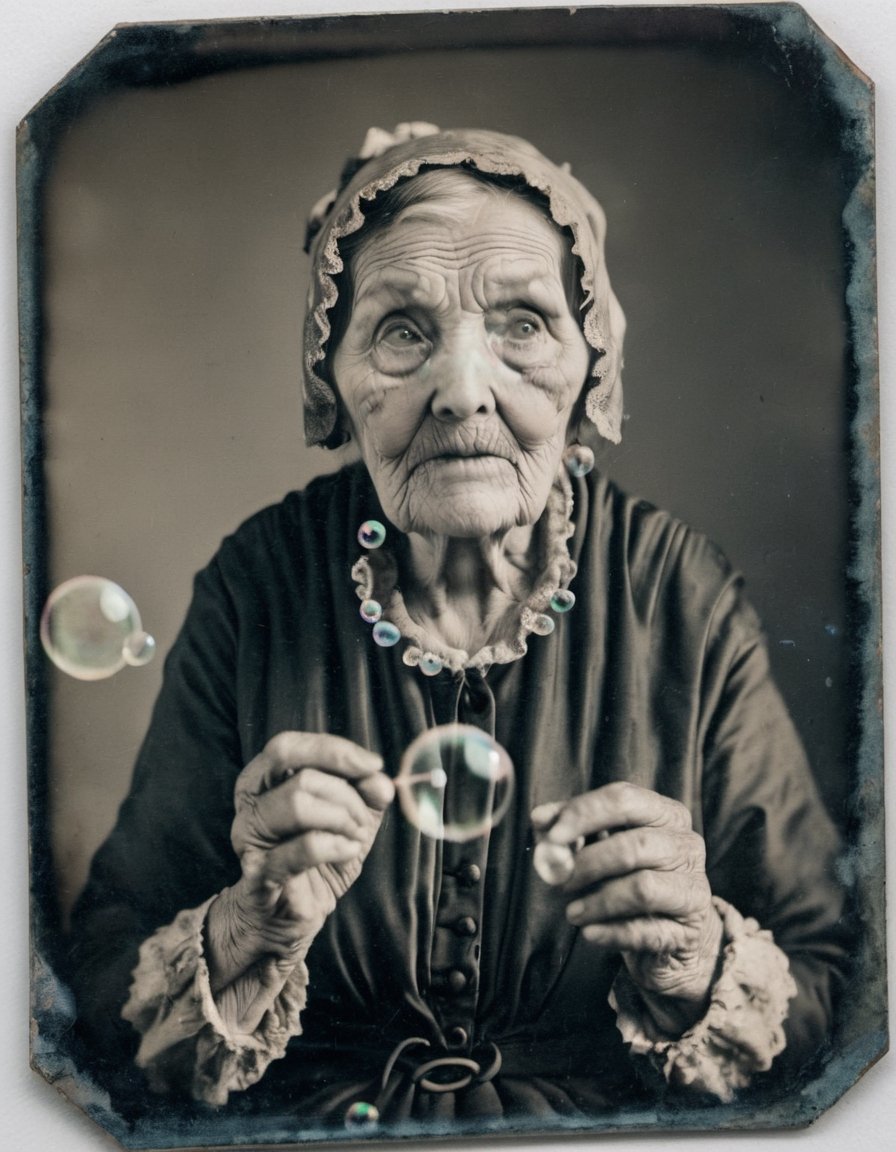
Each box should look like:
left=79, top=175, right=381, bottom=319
left=40, top=576, right=156, bottom=681
left=396, top=724, right=514, bottom=842
left=123, top=630, right=156, bottom=667
left=344, top=1100, right=379, bottom=1131
left=533, top=840, right=577, bottom=885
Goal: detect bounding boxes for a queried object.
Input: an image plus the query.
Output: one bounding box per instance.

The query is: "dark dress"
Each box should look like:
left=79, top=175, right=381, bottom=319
left=67, top=463, right=848, bottom=1131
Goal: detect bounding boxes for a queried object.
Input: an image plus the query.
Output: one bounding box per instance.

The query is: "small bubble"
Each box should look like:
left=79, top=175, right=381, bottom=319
left=533, top=840, right=577, bottom=885
left=344, top=1101, right=379, bottom=1131
left=359, top=599, right=382, bottom=623
left=529, top=613, right=555, bottom=637
left=40, top=576, right=155, bottom=680
left=825, top=677, right=833, bottom=688
left=418, top=652, right=443, bottom=677
left=123, top=630, right=156, bottom=667
left=396, top=724, right=514, bottom=843
left=550, top=589, right=576, bottom=614
left=357, top=520, right=386, bottom=549
left=372, top=620, right=401, bottom=647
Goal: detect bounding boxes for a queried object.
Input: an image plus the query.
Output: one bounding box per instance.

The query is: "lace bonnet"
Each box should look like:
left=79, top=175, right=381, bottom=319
left=302, top=123, right=626, bottom=448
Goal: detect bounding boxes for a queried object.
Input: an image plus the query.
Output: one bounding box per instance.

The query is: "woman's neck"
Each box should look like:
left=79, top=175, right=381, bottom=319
left=402, top=525, right=539, bottom=656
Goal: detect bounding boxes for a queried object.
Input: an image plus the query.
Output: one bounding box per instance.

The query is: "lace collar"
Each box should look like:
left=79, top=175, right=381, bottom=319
left=350, top=467, right=578, bottom=675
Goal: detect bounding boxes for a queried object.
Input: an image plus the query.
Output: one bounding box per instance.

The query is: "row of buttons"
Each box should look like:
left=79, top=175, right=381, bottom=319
left=454, top=862, right=481, bottom=886
left=433, top=857, right=483, bottom=1045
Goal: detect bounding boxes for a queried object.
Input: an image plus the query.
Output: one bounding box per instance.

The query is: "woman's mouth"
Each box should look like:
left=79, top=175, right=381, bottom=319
left=407, top=427, right=519, bottom=473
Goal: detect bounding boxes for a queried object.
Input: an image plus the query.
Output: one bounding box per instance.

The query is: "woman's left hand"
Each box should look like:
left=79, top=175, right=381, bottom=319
left=533, top=782, right=723, bottom=1034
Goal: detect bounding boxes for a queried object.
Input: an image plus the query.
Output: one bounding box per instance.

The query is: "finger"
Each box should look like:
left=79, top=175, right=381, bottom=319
left=236, top=732, right=384, bottom=798
left=262, top=832, right=363, bottom=884
left=546, top=782, right=692, bottom=845
left=240, top=766, right=372, bottom=834
left=565, top=828, right=705, bottom=892
left=233, top=783, right=370, bottom=855
left=355, top=771, right=396, bottom=813
left=579, top=916, right=691, bottom=955
left=530, top=801, right=565, bottom=830
left=565, top=870, right=711, bottom=925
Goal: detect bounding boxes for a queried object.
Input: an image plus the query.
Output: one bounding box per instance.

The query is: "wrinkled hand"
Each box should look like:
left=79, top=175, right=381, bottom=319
left=532, top=782, right=723, bottom=1034
left=207, top=732, right=394, bottom=1002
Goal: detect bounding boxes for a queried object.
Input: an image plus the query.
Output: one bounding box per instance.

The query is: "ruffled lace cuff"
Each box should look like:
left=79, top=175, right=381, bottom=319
left=121, top=897, right=308, bottom=1106
left=609, top=897, right=798, bottom=1102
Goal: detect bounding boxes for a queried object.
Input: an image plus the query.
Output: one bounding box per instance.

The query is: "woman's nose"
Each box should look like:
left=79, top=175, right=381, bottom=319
left=430, top=333, right=497, bottom=421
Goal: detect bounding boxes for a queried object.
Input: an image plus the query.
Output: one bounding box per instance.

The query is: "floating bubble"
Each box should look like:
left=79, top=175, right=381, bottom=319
left=344, top=1100, right=379, bottom=1131
left=40, top=576, right=156, bottom=681
left=372, top=620, right=401, bottom=647
left=529, top=613, right=555, bottom=637
left=358, top=520, right=387, bottom=549
left=396, top=724, right=514, bottom=842
left=418, top=652, right=443, bottom=677
left=359, top=599, right=383, bottom=623
left=123, top=630, right=156, bottom=667
left=550, top=588, right=576, bottom=614
left=533, top=840, right=577, bottom=885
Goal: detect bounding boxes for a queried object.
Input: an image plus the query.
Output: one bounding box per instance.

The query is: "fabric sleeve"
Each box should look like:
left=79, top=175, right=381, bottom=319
left=694, top=573, right=851, bottom=1085
left=609, top=897, right=798, bottom=1101
left=119, top=898, right=308, bottom=1106
left=66, top=551, right=251, bottom=1101
left=609, top=522, right=850, bottom=1099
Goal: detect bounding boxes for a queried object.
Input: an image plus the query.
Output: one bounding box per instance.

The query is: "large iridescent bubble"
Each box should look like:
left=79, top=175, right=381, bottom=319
left=396, top=724, right=514, bottom=842
left=40, top=576, right=156, bottom=680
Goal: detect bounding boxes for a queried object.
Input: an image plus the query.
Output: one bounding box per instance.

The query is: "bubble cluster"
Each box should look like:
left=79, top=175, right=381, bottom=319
left=40, top=576, right=156, bottom=681
left=396, top=724, right=514, bottom=842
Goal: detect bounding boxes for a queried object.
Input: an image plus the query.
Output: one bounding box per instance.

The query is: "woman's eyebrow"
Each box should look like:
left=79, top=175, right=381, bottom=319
left=482, top=272, right=569, bottom=315
left=391, top=207, right=448, bottom=230
left=353, top=266, right=444, bottom=310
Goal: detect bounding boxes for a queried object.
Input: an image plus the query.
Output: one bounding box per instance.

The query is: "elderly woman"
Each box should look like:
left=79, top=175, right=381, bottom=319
left=69, top=126, right=847, bottom=1127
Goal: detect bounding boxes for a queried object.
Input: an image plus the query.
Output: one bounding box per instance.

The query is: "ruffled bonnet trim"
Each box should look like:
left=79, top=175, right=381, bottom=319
left=303, top=125, right=626, bottom=448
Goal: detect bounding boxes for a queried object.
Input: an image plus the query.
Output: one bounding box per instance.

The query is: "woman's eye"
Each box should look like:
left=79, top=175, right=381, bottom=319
left=372, top=318, right=431, bottom=373
left=493, top=310, right=548, bottom=368
left=509, top=314, right=542, bottom=340
left=380, top=322, right=423, bottom=348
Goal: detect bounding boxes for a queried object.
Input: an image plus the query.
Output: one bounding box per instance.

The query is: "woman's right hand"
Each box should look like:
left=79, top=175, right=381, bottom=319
left=206, top=732, right=394, bottom=996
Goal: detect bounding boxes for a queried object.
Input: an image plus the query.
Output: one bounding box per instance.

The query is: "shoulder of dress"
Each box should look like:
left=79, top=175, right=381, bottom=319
left=192, top=466, right=363, bottom=600
left=216, top=465, right=359, bottom=549
left=586, top=471, right=740, bottom=612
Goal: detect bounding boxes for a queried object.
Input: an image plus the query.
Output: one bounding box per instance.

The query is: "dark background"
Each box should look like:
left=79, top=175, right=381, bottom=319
left=36, top=12, right=854, bottom=923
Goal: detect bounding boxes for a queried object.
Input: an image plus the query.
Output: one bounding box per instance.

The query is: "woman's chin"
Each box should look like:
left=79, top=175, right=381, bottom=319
left=403, top=499, right=536, bottom=540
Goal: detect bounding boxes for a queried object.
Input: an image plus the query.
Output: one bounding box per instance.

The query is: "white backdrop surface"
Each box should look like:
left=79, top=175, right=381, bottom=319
left=2, top=2, right=892, bottom=1150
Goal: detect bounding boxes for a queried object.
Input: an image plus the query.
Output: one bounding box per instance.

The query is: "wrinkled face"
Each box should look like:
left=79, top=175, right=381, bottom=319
left=331, top=175, right=591, bottom=538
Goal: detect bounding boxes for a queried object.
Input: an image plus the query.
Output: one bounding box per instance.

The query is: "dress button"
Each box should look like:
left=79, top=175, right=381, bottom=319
left=457, top=863, right=481, bottom=886
left=446, top=1026, right=469, bottom=1048
left=455, top=916, right=478, bottom=937
left=446, top=969, right=468, bottom=994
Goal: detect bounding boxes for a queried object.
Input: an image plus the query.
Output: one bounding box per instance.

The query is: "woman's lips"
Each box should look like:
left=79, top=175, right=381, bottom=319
left=417, top=452, right=513, bottom=472
left=406, top=425, right=519, bottom=473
